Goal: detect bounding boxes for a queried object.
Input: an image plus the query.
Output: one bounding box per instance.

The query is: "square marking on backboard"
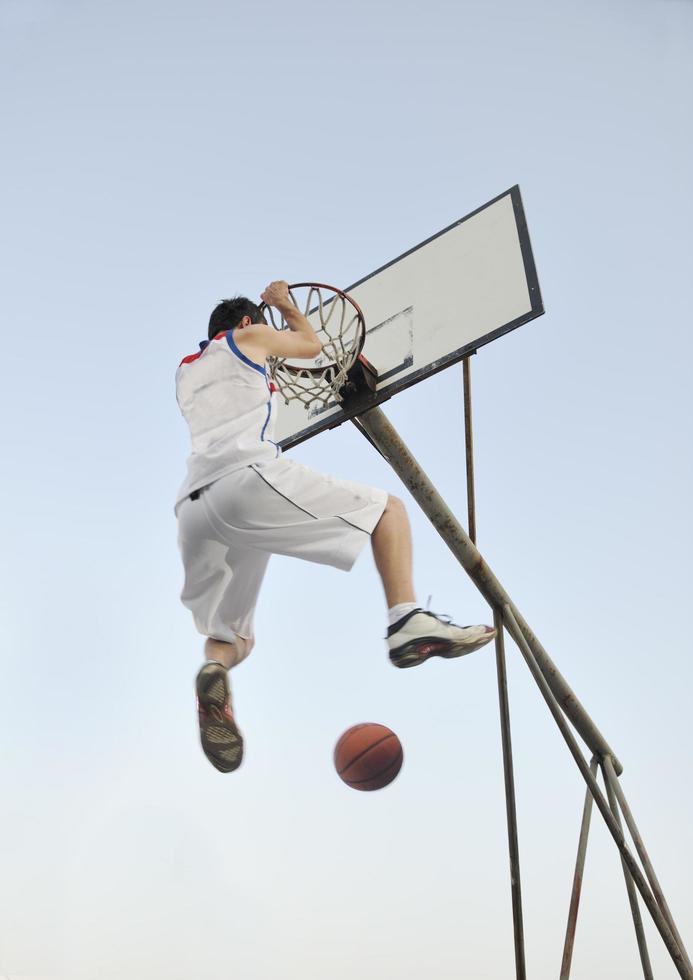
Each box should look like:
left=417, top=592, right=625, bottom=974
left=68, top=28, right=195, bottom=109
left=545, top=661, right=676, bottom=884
left=366, top=307, right=414, bottom=384
left=302, top=306, right=414, bottom=421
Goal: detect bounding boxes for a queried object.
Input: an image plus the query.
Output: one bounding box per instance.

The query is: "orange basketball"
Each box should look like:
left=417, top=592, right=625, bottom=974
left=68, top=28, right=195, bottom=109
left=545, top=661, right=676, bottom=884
left=334, top=723, right=404, bottom=791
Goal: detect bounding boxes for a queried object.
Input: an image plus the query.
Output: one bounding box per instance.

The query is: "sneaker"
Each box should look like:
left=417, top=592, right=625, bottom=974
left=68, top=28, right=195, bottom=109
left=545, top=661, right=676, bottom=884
left=388, top=609, right=496, bottom=669
left=195, top=662, right=244, bottom=772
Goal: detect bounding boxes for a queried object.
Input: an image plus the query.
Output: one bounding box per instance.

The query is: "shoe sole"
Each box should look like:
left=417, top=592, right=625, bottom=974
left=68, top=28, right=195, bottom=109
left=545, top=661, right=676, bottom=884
left=196, top=666, right=244, bottom=773
left=390, top=629, right=496, bottom=669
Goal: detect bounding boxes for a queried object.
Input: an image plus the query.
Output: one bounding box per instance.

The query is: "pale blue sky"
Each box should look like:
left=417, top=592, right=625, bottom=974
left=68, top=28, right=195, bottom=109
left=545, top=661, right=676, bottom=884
left=1, top=1, right=692, bottom=978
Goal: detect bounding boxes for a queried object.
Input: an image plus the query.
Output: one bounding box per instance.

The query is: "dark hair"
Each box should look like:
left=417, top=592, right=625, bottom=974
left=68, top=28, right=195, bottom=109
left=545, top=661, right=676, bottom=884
left=208, top=296, right=266, bottom=339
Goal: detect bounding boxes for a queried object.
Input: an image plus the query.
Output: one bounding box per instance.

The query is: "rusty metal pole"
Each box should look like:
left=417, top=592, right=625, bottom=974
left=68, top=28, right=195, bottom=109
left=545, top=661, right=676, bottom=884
left=602, top=756, right=693, bottom=976
left=461, top=363, right=525, bottom=976
left=354, top=405, right=623, bottom=774
left=358, top=407, right=693, bottom=980
left=493, top=608, right=527, bottom=980
left=559, top=757, right=599, bottom=980
left=352, top=405, right=692, bottom=977
left=601, top=761, right=654, bottom=979
left=462, top=356, right=477, bottom=544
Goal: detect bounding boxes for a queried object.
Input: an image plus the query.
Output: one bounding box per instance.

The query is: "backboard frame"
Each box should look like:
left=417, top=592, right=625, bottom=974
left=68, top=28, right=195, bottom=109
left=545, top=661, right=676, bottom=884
left=278, top=184, right=543, bottom=450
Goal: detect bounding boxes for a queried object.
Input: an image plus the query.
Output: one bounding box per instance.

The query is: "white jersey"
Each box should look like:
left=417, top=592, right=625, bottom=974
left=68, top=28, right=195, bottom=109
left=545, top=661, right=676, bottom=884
left=175, top=330, right=280, bottom=509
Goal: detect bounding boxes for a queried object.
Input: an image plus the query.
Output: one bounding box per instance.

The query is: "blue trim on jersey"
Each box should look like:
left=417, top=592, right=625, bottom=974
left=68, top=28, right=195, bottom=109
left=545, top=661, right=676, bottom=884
left=260, top=399, right=272, bottom=445
left=260, top=375, right=280, bottom=456
left=226, top=331, right=266, bottom=375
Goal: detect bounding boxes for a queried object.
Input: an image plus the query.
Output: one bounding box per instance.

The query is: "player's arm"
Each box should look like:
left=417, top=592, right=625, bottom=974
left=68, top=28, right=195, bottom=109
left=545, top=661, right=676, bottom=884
left=237, top=321, right=321, bottom=360
left=260, top=280, right=322, bottom=358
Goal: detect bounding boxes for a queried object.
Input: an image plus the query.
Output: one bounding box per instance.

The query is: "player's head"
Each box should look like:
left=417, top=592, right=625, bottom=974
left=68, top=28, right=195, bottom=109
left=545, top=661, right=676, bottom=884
left=208, top=297, right=266, bottom=339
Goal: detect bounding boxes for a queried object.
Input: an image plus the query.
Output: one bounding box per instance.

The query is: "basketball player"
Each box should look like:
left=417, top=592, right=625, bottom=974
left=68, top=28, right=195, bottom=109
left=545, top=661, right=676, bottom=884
left=176, top=281, right=495, bottom=772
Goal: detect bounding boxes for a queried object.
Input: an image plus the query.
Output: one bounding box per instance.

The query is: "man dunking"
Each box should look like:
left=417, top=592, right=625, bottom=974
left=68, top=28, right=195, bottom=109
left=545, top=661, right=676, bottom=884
left=175, top=280, right=495, bottom=771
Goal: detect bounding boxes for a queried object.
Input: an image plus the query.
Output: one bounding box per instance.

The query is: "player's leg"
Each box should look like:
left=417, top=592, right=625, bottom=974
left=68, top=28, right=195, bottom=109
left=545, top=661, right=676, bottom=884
left=191, top=547, right=265, bottom=773
left=211, top=459, right=495, bottom=670
left=178, top=489, right=267, bottom=772
left=370, top=494, right=415, bottom=606
left=371, top=494, right=496, bottom=669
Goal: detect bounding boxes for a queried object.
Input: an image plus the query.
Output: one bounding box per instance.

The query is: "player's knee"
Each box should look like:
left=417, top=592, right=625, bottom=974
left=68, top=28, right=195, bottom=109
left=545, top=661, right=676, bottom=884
left=374, top=495, right=407, bottom=536
left=386, top=494, right=406, bottom=517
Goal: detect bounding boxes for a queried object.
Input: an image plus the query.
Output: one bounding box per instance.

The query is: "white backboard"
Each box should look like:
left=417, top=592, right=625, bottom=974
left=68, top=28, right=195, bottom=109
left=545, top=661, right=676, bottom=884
left=277, top=185, right=543, bottom=449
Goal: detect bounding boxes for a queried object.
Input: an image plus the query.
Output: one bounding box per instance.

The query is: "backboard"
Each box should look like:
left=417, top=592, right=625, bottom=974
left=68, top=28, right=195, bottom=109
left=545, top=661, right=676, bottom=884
left=276, top=185, right=543, bottom=449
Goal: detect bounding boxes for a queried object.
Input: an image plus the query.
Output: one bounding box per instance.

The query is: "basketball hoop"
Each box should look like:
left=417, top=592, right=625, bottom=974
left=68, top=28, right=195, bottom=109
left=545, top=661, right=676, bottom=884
left=259, top=283, right=367, bottom=410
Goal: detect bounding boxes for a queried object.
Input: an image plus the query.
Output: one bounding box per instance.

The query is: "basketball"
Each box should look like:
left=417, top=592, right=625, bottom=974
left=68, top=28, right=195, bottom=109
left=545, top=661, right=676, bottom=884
left=334, top=723, right=404, bottom=791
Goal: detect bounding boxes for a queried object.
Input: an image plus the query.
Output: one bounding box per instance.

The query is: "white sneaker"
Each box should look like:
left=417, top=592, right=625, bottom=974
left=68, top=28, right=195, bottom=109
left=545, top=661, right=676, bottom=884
left=388, top=609, right=496, bottom=669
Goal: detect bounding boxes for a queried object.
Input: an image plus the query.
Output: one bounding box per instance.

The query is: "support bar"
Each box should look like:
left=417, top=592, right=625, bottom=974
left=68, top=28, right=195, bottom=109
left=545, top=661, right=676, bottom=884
left=462, top=356, right=477, bottom=544
left=355, top=405, right=623, bottom=773
left=493, top=608, right=526, bottom=980
left=602, top=761, right=654, bottom=979
left=560, top=758, right=598, bottom=980
left=602, top=757, right=693, bottom=976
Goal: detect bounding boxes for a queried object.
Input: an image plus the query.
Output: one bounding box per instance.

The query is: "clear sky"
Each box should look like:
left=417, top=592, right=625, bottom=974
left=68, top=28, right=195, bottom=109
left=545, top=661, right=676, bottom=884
left=1, top=1, right=692, bottom=978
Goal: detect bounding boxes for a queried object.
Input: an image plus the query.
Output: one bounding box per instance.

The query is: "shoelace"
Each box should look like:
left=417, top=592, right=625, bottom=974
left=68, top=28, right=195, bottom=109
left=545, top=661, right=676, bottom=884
left=425, top=609, right=454, bottom=625
left=425, top=596, right=455, bottom=624
left=425, top=597, right=489, bottom=632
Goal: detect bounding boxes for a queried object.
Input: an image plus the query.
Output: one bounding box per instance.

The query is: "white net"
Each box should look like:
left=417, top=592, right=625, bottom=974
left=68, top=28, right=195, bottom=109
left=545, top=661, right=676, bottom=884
left=262, top=284, right=365, bottom=410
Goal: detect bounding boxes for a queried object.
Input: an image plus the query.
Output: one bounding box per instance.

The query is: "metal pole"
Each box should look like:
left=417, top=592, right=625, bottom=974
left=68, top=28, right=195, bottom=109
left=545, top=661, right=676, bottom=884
left=559, top=757, right=599, bottom=980
left=602, top=756, right=693, bottom=975
left=601, top=760, right=654, bottom=979
left=501, top=604, right=692, bottom=980
left=463, top=368, right=525, bottom=975
left=493, top=608, right=526, bottom=980
left=462, top=356, right=477, bottom=544
left=354, top=405, right=623, bottom=774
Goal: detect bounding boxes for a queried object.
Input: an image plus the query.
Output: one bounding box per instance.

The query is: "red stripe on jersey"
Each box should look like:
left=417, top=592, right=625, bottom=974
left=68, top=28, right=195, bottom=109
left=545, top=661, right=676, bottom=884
left=179, top=351, right=202, bottom=366
left=179, top=331, right=228, bottom=367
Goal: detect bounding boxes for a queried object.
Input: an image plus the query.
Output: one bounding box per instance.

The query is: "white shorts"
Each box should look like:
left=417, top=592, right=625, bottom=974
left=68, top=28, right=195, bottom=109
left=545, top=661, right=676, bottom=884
left=176, top=457, right=388, bottom=654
